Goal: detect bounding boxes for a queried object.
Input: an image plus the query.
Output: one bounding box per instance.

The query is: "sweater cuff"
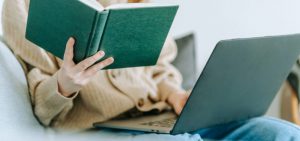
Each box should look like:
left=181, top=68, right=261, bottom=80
left=36, top=72, right=78, bottom=108
left=53, top=72, right=79, bottom=101
left=158, top=79, right=186, bottom=102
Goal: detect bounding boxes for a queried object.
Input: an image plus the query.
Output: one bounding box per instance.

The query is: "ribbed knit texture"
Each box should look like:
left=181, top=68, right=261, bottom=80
left=2, top=0, right=185, bottom=130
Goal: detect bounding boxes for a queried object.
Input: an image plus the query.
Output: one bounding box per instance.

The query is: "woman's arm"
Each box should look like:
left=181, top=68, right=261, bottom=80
left=2, top=0, right=114, bottom=126
left=151, top=38, right=189, bottom=114
left=30, top=38, right=113, bottom=125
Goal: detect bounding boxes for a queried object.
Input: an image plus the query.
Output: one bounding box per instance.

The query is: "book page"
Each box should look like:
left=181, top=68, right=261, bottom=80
left=79, top=0, right=104, bottom=11
left=106, top=3, right=178, bottom=10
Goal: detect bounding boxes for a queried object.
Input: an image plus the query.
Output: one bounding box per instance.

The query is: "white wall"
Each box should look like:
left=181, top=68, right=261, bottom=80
left=162, top=0, right=300, bottom=118
left=167, top=0, right=300, bottom=74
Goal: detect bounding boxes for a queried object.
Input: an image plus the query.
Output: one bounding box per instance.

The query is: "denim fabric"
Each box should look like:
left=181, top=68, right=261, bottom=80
left=100, top=116, right=300, bottom=141
left=192, top=116, right=300, bottom=141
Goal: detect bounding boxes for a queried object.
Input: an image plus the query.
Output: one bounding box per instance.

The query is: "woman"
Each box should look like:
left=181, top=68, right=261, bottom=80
left=2, top=0, right=300, bottom=140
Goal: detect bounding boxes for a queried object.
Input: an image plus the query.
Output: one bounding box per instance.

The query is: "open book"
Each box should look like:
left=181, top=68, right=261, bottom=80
left=26, top=0, right=179, bottom=69
left=81, top=0, right=177, bottom=11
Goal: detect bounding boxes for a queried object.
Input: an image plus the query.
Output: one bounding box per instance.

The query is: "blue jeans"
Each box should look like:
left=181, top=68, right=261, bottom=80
left=194, top=116, right=300, bottom=141
left=100, top=117, right=300, bottom=141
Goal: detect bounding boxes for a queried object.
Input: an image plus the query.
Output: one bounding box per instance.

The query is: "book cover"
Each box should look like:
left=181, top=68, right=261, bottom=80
left=26, top=0, right=178, bottom=69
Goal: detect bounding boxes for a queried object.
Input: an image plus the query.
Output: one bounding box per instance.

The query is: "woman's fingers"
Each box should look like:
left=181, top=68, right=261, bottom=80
left=59, top=37, right=114, bottom=97
left=83, top=57, right=114, bottom=78
left=169, top=93, right=189, bottom=115
left=74, top=51, right=105, bottom=72
left=174, top=103, right=184, bottom=115
left=63, top=38, right=75, bottom=65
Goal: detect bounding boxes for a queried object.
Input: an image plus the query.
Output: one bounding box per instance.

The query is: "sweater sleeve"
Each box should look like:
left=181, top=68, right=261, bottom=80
left=28, top=69, right=78, bottom=126
left=2, top=0, right=78, bottom=126
left=152, top=37, right=186, bottom=102
left=287, top=59, right=300, bottom=101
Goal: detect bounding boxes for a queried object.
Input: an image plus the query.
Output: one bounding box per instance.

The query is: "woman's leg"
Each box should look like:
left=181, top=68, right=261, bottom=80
left=193, top=116, right=300, bottom=141
left=92, top=117, right=299, bottom=141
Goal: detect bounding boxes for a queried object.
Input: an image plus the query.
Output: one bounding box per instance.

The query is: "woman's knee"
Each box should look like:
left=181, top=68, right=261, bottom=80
left=249, top=117, right=300, bottom=130
left=237, top=117, right=300, bottom=140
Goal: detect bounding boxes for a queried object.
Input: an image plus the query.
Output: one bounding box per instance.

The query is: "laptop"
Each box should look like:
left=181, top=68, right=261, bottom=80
left=94, top=33, right=300, bottom=135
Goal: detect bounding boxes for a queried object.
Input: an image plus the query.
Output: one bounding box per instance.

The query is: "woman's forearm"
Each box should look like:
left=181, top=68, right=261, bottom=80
left=27, top=69, right=78, bottom=126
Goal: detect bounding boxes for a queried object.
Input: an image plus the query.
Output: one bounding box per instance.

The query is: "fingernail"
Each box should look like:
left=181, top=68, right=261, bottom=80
left=99, top=51, right=105, bottom=56
left=70, top=37, right=75, bottom=42
left=109, top=57, right=114, bottom=62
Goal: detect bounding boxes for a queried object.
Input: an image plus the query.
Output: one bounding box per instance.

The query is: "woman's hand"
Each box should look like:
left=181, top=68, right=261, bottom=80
left=167, top=91, right=190, bottom=115
left=57, top=37, right=114, bottom=97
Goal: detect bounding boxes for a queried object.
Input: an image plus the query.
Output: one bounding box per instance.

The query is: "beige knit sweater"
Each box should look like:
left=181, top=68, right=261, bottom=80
left=2, top=0, right=185, bottom=130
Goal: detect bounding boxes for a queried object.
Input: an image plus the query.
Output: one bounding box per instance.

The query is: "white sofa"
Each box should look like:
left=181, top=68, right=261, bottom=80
left=0, top=37, right=204, bottom=141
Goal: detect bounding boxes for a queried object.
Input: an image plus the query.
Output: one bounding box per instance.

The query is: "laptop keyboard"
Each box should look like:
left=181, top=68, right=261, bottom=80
left=140, top=117, right=177, bottom=128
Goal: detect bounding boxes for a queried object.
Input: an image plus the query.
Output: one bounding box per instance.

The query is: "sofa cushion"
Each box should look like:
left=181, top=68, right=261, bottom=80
left=173, top=33, right=197, bottom=90
left=0, top=39, right=46, bottom=139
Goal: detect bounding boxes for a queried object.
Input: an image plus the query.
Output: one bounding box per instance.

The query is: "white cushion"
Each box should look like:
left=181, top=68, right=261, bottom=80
left=0, top=39, right=45, bottom=140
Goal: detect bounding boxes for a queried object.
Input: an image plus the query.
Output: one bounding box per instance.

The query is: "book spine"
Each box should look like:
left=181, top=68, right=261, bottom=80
left=86, top=11, right=109, bottom=58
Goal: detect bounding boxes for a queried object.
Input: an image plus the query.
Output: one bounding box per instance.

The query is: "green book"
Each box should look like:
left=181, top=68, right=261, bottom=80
left=26, top=0, right=179, bottom=69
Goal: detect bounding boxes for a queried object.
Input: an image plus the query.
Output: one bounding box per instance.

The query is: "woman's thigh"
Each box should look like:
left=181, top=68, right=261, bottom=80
left=193, top=116, right=300, bottom=141
left=95, top=117, right=300, bottom=141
